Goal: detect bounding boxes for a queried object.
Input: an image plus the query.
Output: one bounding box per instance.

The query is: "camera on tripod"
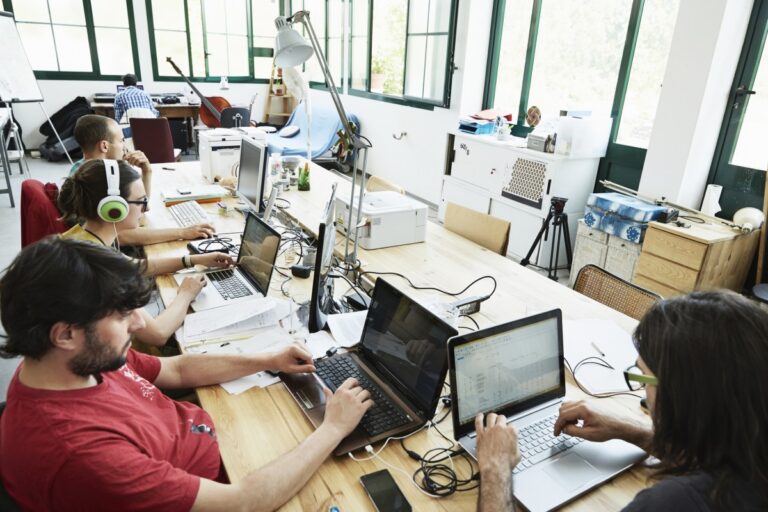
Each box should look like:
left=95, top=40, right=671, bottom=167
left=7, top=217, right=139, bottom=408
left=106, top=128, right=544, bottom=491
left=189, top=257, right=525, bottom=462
left=521, top=196, right=573, bottom=281
left=550, top=196, right=568, bottom=214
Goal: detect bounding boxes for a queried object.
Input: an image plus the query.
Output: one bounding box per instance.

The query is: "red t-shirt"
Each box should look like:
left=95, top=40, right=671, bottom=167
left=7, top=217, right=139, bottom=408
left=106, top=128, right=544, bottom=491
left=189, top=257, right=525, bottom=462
left=0, top=350, right=222, bottom=511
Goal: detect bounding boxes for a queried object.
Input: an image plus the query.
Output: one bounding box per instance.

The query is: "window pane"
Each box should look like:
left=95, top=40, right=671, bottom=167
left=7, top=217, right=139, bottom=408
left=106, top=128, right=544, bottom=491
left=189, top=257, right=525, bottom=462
left=351, top=36, right=368, bottom=89
left=156, top=31, right=190, bottom=75
left=328, top=0, right=343, bottom=38
left=207, top=34, right=229, bottom=75
left=53, top=25, right=91, bottom=71
left=328, top=37, right=343, bottom=85
left=371, top=0, right=406, bottom=96
left=408, top=1, right=428, bottom=33
left=616, top=0, right=680, bottom=148
left=204, top=0, right=227, bottom=33
left=528, top=0, right=631, bottom=119
left=428, top=0, right=451, bottom=32
left=48, top=0, right=86, bottom=25
left=12, top=0, right=50, bottom=23
left=228, top=35, right=250, bottom=76
left=189, top=0, right=206, bottom=77
left=152, top=0, right=186, bottom=31
left=17, top=23, right=58, bottom=70
left=305, top=0, right=325, bottom=40
left=96, top=27, right=134, bottom=74
left=91, top=0, right=129, bottom=27
left=492, top=0, right=533, bottom=116
left=424, top=34, right=447, bottom=100
left=404, top=35, right=425, bottom=97
left=352, top=0, right=368, bottom=35
left=253, top=0, right=279, bottom=37
left=226, top=0, right=248, bottom=36
left=731, top=40, right=768, bottom=170
left=254, top=56, right=272, bottom=78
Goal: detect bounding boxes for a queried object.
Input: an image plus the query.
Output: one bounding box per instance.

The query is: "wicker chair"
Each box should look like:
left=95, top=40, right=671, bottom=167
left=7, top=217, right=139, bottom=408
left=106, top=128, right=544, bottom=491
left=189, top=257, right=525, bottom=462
left=573, top=264, right=662, bottom=320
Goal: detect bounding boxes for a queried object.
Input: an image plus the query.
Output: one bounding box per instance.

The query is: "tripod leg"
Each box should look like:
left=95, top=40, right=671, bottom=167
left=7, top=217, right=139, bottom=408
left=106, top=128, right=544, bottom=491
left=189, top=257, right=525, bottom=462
left=551, top=220, right=562, bottom=280
left=561, top=213, right=573, bottom=266
left=521, top=209, right=554, bottom=266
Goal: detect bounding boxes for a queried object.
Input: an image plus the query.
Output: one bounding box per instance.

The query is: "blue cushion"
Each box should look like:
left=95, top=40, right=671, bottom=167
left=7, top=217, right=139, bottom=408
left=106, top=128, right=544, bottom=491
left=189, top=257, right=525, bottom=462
left=266, top=103, right=360, bottom=159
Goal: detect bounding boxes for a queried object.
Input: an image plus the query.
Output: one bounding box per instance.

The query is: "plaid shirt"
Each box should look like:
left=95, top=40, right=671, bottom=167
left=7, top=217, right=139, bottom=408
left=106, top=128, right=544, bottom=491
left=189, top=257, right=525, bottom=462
left=113, top=86, right=159, bottom=122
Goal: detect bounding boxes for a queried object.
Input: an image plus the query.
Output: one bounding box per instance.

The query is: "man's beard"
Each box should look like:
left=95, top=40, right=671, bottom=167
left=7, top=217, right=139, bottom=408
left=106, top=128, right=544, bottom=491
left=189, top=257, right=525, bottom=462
left=69, top=324, right=131, bottom=377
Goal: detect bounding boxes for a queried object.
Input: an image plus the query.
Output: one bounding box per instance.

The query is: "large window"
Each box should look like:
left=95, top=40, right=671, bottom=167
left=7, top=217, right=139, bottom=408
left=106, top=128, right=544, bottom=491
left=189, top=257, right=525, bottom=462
left=350, top=0, right=457, bottom=108
left=288, top=0, right=343, bottom=86
left=3, top=0, right=141, bottom=80
left=147, top=0, right=281, bottom=82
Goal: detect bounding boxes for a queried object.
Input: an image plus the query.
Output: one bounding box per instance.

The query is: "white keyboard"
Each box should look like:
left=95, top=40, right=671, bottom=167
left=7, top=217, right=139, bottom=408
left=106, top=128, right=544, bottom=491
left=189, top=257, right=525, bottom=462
left=513, top=414, right=583, bottom=474
left=168, top=201, right=209, bottom=227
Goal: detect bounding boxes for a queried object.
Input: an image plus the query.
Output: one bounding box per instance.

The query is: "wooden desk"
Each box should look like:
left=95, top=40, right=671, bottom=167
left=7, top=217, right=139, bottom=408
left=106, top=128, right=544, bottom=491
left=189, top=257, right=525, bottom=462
left=144, top=162, right=651, bottom=511
left=90, top=102, right=200, bottom=123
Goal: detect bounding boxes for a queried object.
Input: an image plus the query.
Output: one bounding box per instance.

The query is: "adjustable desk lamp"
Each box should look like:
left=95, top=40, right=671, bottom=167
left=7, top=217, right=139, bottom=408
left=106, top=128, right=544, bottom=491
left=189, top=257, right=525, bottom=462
left=274, top=11, right=371, bottom=268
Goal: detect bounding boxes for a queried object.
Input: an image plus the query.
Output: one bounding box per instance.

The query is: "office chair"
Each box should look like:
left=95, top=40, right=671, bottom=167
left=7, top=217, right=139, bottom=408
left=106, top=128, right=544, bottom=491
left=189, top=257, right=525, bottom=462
left=129, top=118, right=181, bottom=163
left=573, top=264, right=662, bottom=321
left=0, top=402, right=22, bottom=511
left=366, top=175, right=405, bottom=195
left=20, top=180, right=68, bottom=248
left=220, top=107, right=252, bottom=128
left=444, top=202, right=511, bottom=255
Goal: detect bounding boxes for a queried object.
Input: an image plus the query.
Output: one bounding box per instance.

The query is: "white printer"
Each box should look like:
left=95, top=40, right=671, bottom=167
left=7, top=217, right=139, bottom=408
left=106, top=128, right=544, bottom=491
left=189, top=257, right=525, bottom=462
left=198, top=128, right=268, bottom=182
left=335, top=191, right=428, bottom=250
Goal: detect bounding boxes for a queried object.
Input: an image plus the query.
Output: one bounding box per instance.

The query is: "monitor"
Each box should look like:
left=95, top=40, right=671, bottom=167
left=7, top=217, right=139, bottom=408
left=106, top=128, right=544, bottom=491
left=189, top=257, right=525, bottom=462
left=308, top=183, right=338, bottom=333
left=237, top=137, right=268, bottom=213
left=360, top=278, right=459, bottom=415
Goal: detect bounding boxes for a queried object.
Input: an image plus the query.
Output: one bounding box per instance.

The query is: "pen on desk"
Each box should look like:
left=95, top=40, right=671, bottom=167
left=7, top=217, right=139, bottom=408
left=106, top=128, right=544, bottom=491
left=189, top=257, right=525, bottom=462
left=220, top=342, right=230, bottom=348
left=591, top=341, right=606, bottom=358
left=161, top=166, right=175, bottom=170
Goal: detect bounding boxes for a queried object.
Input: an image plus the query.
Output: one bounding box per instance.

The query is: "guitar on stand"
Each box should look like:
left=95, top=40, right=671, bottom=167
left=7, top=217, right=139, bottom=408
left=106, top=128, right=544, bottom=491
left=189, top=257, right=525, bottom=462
left=166, top=57, right=231, bottom=128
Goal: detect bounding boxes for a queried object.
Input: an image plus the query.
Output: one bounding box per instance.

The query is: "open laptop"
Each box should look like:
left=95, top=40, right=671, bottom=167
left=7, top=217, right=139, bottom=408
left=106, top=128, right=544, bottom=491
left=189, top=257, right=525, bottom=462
left=175, top=211, right=281, bottom=312
left=448, top=309, right=646, bottom=512
left=281, top=278, right=458, bottom=455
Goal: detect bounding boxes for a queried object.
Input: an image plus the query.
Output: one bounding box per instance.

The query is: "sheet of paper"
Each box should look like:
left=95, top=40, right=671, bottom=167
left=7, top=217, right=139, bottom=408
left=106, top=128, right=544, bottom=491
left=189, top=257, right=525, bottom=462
left=306, top=330, right=337, bottom=359
left=327, top=311, right=367, bottom=348
left=183, top=298, right=274, bottom=339
left=563, top=319, right=638, bottom=394
left=220, top=372, right=280, bottom=394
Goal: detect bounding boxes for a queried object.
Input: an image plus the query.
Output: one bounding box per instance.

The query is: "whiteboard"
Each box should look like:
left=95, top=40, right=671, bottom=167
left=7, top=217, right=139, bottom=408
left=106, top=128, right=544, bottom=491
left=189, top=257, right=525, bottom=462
left=0, top=11, right=43, bottom=103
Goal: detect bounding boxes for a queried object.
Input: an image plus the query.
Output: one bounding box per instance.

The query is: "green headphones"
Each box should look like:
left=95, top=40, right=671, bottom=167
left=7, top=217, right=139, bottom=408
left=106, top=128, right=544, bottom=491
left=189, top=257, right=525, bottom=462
left=97, top=159, right=129, bottom=223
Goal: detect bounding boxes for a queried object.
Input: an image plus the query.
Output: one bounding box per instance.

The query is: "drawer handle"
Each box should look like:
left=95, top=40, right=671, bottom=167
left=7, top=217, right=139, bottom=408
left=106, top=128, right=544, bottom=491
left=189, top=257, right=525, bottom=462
left=459, top=143, right=470, bottom=156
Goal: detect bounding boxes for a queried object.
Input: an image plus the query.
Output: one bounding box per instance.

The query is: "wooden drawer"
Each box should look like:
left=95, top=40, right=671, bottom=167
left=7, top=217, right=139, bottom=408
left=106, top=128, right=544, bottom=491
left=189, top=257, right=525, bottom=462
left=633, top=274, right=680, bottom=298
left=635, top=252, right=698, bottom=292
left=642, top=226, right=707, bottom=270
left=607, top=235, right=641, bottom=255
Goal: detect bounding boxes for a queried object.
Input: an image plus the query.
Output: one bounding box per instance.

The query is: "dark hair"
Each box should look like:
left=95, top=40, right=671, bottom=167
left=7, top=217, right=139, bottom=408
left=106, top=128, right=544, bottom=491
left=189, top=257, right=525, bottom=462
left=0, top=237, right=152, bottom=360
left=122, top=73, right=138, bottom=86
left=634, top=290, right=768, bottom=508
left=74, top=114, right=115, bottom=151
left=58, top=159, right=140, bottom=221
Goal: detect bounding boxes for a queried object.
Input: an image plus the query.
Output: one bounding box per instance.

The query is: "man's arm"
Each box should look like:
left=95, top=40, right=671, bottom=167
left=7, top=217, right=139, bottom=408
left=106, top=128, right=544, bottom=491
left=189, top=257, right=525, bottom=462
left=132, top=276, right=204, bottom=346
left=476, top=413, right=520, bottom=512
left=554, top=401, right=653, bottom=453
left=153, top=343, right=316, bottom=389
left=118, top=224, right=216, bottom=246
left=144, top=252, right=234, bottom=276
left=123, top=150, right=152, bottom=197
left=191, top=379, right=372, bottom=512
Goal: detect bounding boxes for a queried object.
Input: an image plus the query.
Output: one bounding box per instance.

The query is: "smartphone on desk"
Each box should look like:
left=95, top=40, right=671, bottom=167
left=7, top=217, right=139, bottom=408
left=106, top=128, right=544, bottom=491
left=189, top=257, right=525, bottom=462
left=360, top=470, right=412, bottom=512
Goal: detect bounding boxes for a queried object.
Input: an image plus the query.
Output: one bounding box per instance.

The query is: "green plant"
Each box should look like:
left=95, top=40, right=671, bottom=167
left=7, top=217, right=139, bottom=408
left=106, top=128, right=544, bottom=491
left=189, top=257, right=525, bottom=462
left=371, top=58, right=385, bottom=75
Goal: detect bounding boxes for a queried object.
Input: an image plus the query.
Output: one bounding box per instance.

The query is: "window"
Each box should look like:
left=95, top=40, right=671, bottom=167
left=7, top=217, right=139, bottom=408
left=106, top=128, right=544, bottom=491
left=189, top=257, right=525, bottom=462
left=288, top=0, right=342, bottom=86
left=147, top=0, right=281, bottom=82
left=3, top=0, right=141, bottom=79
left=350, top=0, right=457, bottom=108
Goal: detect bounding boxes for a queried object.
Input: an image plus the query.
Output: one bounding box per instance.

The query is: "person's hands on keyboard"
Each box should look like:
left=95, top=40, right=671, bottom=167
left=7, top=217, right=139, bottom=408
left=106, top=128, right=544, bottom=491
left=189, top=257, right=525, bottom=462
left=177, top=275, right=206, bottom=301
left=180, top=223, right=216, bottom=240
left=191, top=252, right=236, bottom=269
left=321, top=378, right=374, bottom=438
left=268, top=343, right=316, bottom=374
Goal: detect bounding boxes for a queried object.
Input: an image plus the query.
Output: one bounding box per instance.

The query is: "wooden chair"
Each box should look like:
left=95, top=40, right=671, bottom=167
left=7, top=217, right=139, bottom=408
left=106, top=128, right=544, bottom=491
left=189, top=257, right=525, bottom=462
left=129, top=118, right=181, bottom=163
left=443, top=202, right=510, bottom=255
left=366, top=175, right=405, bottom=194
left=573, top=264, right=662, bottom=320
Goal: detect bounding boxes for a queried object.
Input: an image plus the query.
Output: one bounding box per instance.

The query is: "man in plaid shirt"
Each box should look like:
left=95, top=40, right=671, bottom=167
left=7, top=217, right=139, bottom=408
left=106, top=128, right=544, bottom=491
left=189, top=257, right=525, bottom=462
left=114, top=73, right=159, bottom=123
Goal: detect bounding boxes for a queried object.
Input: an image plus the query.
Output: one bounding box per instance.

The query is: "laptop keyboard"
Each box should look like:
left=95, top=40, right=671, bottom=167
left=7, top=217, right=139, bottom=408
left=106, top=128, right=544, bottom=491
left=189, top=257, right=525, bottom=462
left=207, top=269, right=253, bottom=300
left=513, top=414, right=583, bottom=474
left=168, top=201, right=209, bottom=227
left=315, top=356, right=412, bottom=437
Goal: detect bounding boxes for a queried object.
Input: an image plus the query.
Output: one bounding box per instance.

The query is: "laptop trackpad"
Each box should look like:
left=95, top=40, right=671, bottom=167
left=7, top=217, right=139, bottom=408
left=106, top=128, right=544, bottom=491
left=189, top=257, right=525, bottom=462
left=541, top=453, right=601, bottom=491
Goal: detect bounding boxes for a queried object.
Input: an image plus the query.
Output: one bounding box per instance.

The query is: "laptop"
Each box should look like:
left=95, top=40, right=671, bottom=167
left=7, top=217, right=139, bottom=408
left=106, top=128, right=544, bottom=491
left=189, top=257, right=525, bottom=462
left=448, top=309, right=646, bottom=512
left=281, top=278, right=459, bottom=455
left=175, top=211, right=281, bottom=312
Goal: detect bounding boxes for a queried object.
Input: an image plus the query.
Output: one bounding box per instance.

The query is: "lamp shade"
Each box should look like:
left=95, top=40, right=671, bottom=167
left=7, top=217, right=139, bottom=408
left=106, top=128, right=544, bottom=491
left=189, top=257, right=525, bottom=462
left=274, top=19, right=313, bottom=68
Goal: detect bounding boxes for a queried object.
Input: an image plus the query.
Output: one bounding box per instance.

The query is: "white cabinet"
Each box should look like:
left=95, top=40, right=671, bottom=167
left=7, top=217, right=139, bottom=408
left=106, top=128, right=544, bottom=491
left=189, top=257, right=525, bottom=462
left=441, top=132, right=601, bottom=268
left=569, top=220, right=642, bottom=287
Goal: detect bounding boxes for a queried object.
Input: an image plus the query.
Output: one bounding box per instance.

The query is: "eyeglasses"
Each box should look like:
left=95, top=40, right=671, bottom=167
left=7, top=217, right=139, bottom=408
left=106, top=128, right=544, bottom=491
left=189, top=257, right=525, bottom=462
left=624, top=364, right=658, bottom=391
left=127, top=197, right=149, bottom=212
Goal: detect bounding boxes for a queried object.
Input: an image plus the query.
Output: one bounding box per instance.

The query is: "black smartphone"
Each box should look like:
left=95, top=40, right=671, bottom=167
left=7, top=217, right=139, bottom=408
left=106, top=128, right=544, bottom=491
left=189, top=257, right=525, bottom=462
left=360, top=470, right=412, bottom=512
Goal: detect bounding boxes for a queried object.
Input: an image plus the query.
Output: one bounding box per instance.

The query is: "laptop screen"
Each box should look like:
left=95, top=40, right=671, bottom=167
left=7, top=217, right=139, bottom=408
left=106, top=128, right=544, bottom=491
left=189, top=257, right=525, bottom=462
left=237, top=212, right=280, bottom=295
left=453, top=311, right=563, bottom=429
left=360, top=279, right=458, bottom=416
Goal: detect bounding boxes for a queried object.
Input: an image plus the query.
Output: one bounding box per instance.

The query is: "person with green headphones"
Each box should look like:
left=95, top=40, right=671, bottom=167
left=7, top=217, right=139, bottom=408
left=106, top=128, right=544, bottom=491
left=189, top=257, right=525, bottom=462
left=58, top=159, right=236, bottom=349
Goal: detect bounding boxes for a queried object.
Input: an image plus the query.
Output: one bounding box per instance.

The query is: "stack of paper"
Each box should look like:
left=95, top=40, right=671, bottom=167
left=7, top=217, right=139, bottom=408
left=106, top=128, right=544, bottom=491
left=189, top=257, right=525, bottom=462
left=162, top=184, right=228, bottom=205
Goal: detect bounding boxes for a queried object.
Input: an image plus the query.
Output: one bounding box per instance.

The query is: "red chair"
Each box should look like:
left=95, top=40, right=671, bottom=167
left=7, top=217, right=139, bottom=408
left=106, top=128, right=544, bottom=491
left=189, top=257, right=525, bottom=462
left=21, top=180, right=67, bottom=248
left=129, top=118, right=181, bottom=163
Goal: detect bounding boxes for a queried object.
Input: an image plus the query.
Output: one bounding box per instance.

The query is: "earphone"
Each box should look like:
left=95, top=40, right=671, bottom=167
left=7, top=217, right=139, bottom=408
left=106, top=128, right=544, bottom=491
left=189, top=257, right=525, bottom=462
left=97, top=159, right=129, bottom=223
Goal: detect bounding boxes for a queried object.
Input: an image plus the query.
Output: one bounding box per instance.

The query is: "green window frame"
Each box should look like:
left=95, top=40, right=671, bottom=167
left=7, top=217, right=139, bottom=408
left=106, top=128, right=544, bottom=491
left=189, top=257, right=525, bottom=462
left=2, top=0, right=141, bottom=81
left=146, top=0, right=282, bottom=83
left=349, top=0, right=458, bottom=110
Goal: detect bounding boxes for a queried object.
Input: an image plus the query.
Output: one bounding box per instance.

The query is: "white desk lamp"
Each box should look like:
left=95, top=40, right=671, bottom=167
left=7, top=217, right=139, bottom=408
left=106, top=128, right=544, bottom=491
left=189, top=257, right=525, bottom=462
left=274, top=11, right=371, bottom=268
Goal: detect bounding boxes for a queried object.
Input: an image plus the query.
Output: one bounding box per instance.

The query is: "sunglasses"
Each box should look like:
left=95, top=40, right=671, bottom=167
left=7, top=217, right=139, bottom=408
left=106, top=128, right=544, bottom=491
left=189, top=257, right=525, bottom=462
left=127, top=197, right=149, bottom=212
left=624, top=364, right=658, bottom=391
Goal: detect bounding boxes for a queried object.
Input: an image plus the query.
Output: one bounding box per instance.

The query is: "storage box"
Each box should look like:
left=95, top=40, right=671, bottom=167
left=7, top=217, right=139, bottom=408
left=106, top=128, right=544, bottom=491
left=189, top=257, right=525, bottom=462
left=583, top=193, right=667, bottom=243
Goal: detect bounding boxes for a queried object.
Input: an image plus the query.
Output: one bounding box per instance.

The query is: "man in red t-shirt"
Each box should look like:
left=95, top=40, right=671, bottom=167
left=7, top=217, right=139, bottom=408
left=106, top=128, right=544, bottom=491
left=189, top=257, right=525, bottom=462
left=0, top=238, right=373, bottom=511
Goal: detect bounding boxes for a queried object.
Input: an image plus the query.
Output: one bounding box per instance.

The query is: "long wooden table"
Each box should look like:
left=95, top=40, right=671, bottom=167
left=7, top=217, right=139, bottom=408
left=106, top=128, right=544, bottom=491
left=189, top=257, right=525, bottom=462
left=144, top=161, right=651, bottom=511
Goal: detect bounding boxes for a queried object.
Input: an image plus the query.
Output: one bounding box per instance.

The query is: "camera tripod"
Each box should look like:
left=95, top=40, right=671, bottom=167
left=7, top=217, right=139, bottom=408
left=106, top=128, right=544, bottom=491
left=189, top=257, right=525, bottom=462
left=520, top=197, right=573, bottom=281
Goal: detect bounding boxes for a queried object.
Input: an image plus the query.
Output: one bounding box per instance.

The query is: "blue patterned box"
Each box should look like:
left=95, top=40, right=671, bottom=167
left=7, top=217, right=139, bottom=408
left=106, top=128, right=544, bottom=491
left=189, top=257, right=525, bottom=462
left=583, top=193, right=667, bottom=243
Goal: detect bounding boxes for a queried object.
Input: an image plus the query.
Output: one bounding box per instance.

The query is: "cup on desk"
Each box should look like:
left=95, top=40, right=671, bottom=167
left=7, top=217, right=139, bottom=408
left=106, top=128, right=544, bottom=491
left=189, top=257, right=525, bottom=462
left=302, top=247, right=317, bottom=267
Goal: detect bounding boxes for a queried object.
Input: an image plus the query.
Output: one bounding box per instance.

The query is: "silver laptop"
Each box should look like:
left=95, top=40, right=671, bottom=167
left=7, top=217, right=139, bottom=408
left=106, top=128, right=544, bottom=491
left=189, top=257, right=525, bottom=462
left=448, top=310, right=646, bottom=512
left=175, top=211, right=281, bottom=312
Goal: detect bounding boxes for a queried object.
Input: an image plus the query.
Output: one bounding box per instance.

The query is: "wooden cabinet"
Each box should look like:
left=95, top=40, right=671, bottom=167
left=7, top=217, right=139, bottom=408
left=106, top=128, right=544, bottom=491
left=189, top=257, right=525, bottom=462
left=632, top=221, right=760, bottom=297
left=569, top=220, right=641, bottom=287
